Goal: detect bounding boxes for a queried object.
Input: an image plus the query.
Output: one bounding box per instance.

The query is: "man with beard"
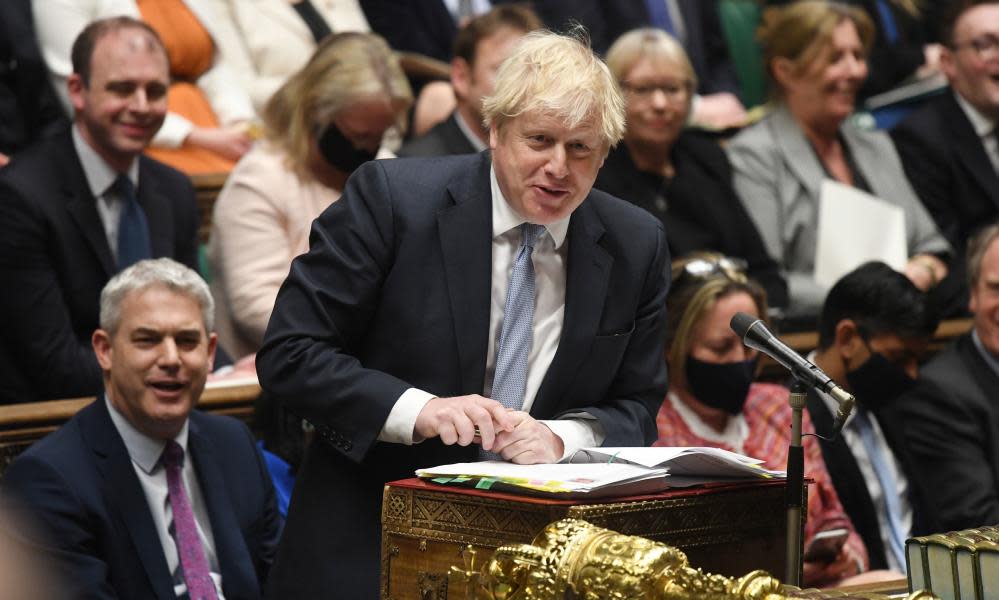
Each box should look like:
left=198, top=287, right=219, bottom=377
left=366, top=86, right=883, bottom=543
left=807, top=261, right=941, bottom=572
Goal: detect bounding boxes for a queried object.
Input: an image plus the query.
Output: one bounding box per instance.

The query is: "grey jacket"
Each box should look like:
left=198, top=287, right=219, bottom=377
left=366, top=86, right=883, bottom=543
left=726, top=104, right=949, bottom=316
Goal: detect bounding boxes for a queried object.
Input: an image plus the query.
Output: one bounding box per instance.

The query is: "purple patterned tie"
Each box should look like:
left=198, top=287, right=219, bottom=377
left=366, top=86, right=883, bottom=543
left=162, top=441, right=219, bottom=600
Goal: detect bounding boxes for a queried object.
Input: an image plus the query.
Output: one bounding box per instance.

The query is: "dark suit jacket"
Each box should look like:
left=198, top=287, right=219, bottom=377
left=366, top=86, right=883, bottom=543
left=359, top=0, right=457, bottom=63
left=891, top=91, right=999, bottom=301
left=595, top=131, right=787, bottom=308
left=534, top=0, right=739, bottom=95
left=256, top=151, right=670, bottom=598
left=806, top=389, right=937, bottom=570
left=398, top=111, right=479, bottom=158
left=895, top=332, right=999, bottom=531
left=0, top=129, right=199, bottom=403
left=1, top=399, right=282, bottom=599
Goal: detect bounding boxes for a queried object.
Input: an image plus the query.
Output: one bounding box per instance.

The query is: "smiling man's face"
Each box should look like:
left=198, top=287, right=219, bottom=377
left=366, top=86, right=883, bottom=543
left=489, top=110, right=606, bottom=224
left=93, top=284, right=216, bottom=440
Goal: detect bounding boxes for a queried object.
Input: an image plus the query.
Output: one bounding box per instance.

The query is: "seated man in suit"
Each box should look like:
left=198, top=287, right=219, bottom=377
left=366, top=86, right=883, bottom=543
left=256, top=29, right=670, bottom=598
left=808, top=262, right=940, bottom=573
left=1, top=258, right=281, bottom=599
left=891, top=0, right=999, bottom=298
left=0, top=16, right=199, bottom=403
left=896, top=224, right=999, bottom=531
left=399, top=4, right=541, bottom=157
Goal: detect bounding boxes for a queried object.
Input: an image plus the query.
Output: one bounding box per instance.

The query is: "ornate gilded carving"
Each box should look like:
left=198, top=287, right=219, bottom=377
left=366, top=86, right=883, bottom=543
left=465, top=519, right=936, bottom=600
left=416, top=571, right=448, bottom=600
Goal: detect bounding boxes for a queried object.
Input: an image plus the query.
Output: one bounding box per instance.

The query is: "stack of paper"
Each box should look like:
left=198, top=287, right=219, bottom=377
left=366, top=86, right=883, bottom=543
left=417, top=447, right=784, bottom=499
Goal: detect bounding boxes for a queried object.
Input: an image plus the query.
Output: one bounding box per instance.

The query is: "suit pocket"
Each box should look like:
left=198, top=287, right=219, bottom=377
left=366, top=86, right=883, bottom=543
left=588, top=322, right=635, bottom=370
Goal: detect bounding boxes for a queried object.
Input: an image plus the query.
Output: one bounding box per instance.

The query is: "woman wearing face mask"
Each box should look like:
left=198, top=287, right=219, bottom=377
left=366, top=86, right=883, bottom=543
left=210, top=32, right=412, bottom=359
left=727, top=1, right=950, bottom=323
left=654, top=253, right=868, bottom=588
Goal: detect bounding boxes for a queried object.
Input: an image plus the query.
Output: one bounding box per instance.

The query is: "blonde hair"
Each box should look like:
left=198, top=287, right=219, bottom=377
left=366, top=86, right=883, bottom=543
left=758, top=1, right=875, bottom=96
left=665, top=253, right=768, bottom=392
left=263, top=32, right=413, bottom=179
left=605, top=28, right=698, bottom=94
left=482, top=29, right=625, bottom=149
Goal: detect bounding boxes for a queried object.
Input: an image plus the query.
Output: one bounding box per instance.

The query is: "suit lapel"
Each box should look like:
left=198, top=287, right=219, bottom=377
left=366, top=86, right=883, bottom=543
left=533, top=200, right=612, bottom=416
left=137, top=157, right=175, bottom=258
left=770, top=106, right=825, bottom=200
left=188, top=417, right=256, bottom=598
left=80, top=400, right=176, bottom=600
left=438, top=153, right=493, bottom=393
left=941, top=93, right=999, bottom=209
left=60, top=138, right=116, bottom=276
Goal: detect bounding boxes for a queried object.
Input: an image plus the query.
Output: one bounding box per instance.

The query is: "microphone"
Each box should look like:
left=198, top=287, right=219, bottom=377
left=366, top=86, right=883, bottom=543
left=730, top=312, right=855, bottom=435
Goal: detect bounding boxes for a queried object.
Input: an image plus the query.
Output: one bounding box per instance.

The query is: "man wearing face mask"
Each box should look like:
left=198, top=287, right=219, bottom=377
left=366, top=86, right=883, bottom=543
left=807, top=261, right=941, bottom=573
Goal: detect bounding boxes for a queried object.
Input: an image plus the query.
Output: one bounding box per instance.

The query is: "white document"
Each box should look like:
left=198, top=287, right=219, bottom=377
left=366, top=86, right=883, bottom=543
left=563, top=447, right=784, bottom=478
left=814, top=179, right=907, bottom=289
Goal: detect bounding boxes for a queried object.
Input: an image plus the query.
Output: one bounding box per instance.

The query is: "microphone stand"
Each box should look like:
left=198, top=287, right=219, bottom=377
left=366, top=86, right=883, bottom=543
left=785, top=379, right=807, bottom=587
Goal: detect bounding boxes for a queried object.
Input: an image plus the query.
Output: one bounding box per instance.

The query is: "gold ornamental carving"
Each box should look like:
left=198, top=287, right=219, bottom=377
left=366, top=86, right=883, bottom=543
left=451, top=518, right=937, bottom=600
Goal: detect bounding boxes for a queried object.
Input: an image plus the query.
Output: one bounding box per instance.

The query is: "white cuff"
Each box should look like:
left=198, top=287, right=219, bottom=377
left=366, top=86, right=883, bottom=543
left=377, top=388, right=435, bottom=445
left=540, top=417, right=605, bottom=462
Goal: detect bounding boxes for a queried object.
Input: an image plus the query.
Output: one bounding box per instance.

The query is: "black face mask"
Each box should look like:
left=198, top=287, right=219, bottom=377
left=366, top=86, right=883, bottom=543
left=317, top=123, right=376, bottom=173
left=685, top=356, right=757, bottom=416
left=845, top=352, right=917, bottom=411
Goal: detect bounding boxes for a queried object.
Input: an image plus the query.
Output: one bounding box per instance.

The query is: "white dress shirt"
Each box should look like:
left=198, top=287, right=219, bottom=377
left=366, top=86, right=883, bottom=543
left=105, top=397, right=226, bottom=598
left=72, top=126, right=139, bottom=265
left=378, top=166, right=604, bottom=459
left=807, top=351, right=913, bottom=572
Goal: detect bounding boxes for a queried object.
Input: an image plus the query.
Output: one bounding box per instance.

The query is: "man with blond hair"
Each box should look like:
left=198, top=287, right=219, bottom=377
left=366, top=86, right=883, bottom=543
left=257, top=30, right=670, bottom=597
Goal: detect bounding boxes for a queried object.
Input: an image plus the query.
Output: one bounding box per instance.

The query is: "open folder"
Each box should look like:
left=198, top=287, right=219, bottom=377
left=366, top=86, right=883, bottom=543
left=416, top=447, right=785, bottom=499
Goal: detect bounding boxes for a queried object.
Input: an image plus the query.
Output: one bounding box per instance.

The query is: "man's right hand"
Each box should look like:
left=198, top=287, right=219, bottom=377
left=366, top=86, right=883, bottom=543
left=414, top=395, right=516, bottom=451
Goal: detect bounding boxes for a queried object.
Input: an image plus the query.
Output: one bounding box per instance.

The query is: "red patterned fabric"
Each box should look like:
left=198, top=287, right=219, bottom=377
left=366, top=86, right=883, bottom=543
left=655, top=382, right=869, bottom=571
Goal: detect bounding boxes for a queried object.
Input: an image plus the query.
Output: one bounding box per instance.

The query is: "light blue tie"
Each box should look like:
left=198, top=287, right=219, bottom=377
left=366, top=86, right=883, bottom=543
left=491, top=223, right=545, bottom=410
left=854, top=409, right=906, bottom=568
left=113, top=175, right=152, bottom=271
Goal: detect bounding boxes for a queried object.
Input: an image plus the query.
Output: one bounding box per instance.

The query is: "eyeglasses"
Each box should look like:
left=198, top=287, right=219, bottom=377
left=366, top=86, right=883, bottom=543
left=621, top=81, right=691, bottom=102
left=675, top=256, right=748, bottom=286
left=952, top=35, right=999, bottom=61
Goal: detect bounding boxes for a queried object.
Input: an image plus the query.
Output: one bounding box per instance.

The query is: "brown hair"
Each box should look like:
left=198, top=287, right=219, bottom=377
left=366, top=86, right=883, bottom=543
left=758, top=1, right=875, bottom=96
left=453, top=4, right=543, bottom=65
left=665, top=253, right=769, bottom=391
left=941, top=0, right=999, bottom=46
left=71, top=16, right=166, bottom=86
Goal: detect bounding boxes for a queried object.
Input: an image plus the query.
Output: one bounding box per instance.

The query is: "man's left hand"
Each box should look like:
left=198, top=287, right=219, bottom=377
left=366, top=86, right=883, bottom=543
left=490, top=412, right=564, bottom=464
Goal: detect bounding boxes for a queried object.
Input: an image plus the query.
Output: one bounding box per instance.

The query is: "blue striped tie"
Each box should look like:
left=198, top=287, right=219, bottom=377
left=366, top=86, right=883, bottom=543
left=854, top=409, right=907, bottom=568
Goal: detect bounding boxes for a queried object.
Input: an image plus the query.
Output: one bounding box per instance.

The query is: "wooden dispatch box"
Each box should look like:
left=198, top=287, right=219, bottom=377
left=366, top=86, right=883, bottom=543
left=381, top=477, right=792, bottom=600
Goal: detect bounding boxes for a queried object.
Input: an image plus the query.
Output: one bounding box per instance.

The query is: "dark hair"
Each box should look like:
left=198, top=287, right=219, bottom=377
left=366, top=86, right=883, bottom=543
left=452, top=4, right=543, bottom=65
left=71, top=16, right=166, bottom=86
left=817, top=262, right=940, bottom=349
left=941, top=0, right=999, bottom=46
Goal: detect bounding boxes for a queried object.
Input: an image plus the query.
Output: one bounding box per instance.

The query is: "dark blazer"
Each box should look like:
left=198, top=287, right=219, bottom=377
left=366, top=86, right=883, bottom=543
left=806, top=389, right=937, bottom=570
left=595, top=131, right=788, bottom=308
left=891, top=91, right=999, bottom=294
left=398, top=111, right=479, bottom=158
left=256, top=151, right=670, bottom=598
left=359, top=0, right=457, bottom=63
left=895, top=332, right=999, bottom=531
left=1, top=399, right=282, bottom=600
left=534, top=0, right=739, bottom=95
left=0, top=129, right=199, bottom=403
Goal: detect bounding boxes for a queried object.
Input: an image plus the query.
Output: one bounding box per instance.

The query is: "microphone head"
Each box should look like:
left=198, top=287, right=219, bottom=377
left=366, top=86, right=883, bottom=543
left=730, top=312, right=759, bottom=339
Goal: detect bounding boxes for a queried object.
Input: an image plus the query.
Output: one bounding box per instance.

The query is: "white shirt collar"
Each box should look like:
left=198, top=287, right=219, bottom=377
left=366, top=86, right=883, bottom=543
left=489, top=165, right=570, bottom=249
left=453, top=111, right=488, bottom=152
left=954, top=90, right=998, bottom=139
left=72, top=124, right=140, bottom=196
left=105, top=395, right=189, bottom=475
